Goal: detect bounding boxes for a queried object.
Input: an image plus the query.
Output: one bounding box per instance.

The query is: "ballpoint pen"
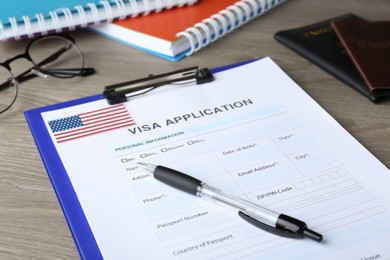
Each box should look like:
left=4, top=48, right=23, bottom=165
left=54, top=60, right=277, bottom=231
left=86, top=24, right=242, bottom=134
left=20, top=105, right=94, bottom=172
left=137, top=162, right=323, bottom=242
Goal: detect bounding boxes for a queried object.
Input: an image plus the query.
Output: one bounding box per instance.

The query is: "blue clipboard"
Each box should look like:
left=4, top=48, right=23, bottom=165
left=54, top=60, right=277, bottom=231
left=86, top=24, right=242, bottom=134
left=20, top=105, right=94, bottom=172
left=24, top=59, right=259, bottom=259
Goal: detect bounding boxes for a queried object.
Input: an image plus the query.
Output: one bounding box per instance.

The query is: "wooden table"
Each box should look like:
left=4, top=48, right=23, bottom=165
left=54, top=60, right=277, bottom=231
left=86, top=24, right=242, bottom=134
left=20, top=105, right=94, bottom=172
left=1, top=0, right=389, bottom=258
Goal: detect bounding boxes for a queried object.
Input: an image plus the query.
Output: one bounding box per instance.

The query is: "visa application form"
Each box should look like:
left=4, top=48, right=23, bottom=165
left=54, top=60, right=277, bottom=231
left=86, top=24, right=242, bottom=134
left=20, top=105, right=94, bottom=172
left=41, top=57, right=390, bottom=259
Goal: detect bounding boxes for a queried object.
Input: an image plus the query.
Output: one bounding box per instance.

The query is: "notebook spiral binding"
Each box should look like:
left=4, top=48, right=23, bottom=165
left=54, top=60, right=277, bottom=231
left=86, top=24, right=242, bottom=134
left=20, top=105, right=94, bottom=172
left=177, top=0, right=287, bottom=56
left=0, top=0, right=196, bottom=41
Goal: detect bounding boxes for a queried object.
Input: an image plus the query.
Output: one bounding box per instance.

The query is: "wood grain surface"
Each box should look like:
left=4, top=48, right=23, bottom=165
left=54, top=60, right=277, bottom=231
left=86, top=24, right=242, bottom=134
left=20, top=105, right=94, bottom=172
left=0, top=0, right=389, bottom=258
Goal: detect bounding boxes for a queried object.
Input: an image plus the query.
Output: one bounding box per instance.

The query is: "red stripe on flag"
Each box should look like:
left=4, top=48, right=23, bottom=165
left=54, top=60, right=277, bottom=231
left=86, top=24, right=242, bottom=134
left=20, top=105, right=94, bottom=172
left=78, top=103, right=124, bottom=117
left=56, top=121, right=135, bottom=143
left=81, top=111, right=129, bottom=125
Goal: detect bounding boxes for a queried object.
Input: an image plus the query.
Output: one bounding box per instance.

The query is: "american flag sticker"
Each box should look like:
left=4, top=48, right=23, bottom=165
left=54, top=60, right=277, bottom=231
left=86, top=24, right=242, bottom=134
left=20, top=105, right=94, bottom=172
left=48, top=104, right=135, bottom=143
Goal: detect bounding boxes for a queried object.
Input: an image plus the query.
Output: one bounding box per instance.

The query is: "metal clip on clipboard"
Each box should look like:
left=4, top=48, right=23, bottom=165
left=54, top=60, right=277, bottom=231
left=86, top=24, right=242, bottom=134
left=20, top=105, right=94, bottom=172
left=103, top=67, right=214, bottom=105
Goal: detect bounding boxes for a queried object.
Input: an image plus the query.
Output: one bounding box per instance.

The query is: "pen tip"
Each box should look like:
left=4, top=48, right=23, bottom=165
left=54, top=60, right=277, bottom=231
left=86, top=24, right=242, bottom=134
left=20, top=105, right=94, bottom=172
left=137, top=162, right=157, bottom=173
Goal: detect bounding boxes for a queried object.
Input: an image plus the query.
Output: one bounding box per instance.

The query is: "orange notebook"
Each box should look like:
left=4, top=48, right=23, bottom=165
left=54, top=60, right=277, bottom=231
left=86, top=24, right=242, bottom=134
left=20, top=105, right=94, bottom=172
left=91, top=0, right=287, bottom=61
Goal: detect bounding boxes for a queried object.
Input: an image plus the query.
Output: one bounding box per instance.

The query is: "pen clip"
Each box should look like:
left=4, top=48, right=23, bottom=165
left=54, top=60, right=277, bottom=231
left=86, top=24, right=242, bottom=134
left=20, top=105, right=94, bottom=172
left=238, top=211, right=303, bottom=239
left=103, top=66, right=214, bottom=105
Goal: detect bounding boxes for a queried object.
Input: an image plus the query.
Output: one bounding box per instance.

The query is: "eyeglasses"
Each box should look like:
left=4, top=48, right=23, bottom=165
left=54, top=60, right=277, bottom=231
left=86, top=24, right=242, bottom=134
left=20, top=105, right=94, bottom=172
left=0, top=34, right=95, bottom=114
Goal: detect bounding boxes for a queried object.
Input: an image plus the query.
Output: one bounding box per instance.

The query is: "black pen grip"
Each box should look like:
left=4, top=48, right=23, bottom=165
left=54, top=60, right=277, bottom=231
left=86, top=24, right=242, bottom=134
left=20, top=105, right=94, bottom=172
left=154, top=166, right=202, bottom=195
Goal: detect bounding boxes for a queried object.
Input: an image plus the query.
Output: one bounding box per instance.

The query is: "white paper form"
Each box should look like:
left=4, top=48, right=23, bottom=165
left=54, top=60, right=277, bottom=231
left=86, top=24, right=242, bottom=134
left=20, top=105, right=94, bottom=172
left=41, top=58, right=390, bottom=259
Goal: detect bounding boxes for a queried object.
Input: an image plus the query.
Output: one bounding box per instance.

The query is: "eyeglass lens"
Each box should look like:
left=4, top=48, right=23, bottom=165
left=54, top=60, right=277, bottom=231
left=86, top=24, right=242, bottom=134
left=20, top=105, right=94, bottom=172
left=0, top=66, right=18, bottom=113
left=27, top=36, right=84, bottom=78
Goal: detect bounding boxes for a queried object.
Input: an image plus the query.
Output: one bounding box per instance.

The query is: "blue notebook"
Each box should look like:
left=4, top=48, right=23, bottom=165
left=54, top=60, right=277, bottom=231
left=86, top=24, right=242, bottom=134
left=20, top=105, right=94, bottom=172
left=0, top=0, right=197, bottom=41
left=24, top=59, right=257, bottom=259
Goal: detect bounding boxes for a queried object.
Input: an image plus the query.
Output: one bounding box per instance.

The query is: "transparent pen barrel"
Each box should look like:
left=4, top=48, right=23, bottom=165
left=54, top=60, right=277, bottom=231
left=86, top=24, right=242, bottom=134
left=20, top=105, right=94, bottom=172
left=197, top=184, right=279, bottom=226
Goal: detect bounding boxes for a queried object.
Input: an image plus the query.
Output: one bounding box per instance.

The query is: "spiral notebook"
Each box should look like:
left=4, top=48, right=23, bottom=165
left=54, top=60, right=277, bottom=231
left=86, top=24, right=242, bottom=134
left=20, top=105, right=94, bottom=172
left=0, top=0, right=197, bottom=41
left=91, top=0, right=287, bottom=61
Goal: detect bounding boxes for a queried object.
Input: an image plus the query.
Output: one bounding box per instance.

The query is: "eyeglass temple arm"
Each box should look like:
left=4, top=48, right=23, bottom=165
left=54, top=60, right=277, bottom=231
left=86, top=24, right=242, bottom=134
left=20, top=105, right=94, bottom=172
left=12, top=46, right=69, bottom=82
left=14, top=67, right=95, bottom=84
left=0, top=80, right=13, bottom=92
left=14, top=45, right=94, bottom=82
left=0, top=46, right=68, bottom=83
left=36, top=45, right=71, bottom=67
left=1, top=41, right=95, bottom=94
left=43, top=67, right=95, bottom=76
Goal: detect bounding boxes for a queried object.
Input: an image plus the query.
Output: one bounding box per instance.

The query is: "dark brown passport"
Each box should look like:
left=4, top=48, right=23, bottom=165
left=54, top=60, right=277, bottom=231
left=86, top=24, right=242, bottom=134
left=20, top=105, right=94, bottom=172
left=274, top=14, right=380, bottom=101
left=331, top=20, right=390, bottom=99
